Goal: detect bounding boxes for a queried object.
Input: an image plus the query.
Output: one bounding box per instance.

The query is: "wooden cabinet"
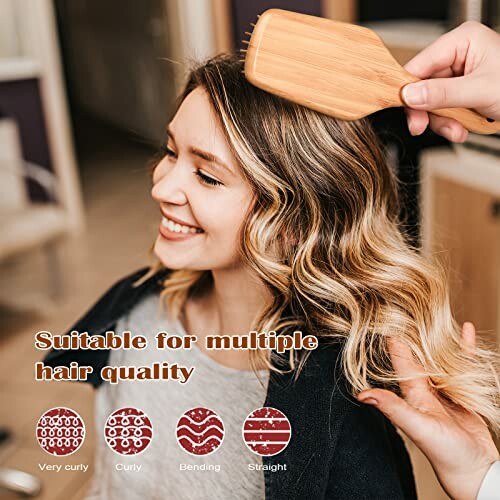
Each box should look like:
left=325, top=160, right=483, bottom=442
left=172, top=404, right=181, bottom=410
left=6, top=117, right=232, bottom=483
left=420, top=146, right=500, bottom=349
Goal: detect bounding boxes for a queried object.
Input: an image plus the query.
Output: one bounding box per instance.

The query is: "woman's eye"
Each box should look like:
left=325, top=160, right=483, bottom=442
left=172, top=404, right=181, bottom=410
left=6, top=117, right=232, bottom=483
left=161, top=145, right=176, bottom=158
left=194, top=169, right=223, bottom=187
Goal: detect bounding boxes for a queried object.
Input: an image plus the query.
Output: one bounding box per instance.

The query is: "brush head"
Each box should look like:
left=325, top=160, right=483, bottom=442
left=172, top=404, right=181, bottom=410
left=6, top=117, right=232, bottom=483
left=242, top=9, right=411, bottom=121
left=242, top=9, right=500, bottom=134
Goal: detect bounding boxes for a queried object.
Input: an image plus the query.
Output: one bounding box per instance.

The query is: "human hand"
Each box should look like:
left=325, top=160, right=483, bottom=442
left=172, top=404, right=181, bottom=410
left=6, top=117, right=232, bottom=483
left=401, top=21, right=500, bottom=142
left=357, top=322, right=499, bottom=500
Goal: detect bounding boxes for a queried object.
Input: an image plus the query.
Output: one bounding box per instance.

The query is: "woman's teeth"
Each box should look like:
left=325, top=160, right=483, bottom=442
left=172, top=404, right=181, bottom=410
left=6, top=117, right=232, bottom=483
left=161, top=217, right=202, bottom=234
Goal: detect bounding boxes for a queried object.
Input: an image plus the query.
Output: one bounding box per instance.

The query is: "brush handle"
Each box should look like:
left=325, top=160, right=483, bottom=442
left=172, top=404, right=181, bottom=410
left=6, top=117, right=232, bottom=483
left=429, top=107, right=500, bottom=134
left=399, top=74, right=500, bottom=135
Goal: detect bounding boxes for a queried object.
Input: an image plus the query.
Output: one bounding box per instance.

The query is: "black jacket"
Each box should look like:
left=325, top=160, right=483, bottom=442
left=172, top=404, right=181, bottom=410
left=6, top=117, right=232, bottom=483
left=43, top=267, right=417, bottom=500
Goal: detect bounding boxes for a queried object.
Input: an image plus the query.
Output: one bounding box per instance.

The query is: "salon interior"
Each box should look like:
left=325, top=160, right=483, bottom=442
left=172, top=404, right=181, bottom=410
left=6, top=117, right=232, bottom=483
left=0, top=1, right=499, bottom=498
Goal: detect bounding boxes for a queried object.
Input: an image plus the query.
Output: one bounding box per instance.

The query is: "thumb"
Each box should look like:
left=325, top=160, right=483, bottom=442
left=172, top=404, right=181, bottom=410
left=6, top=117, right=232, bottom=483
left=358, top=389, right=429, bottom=445
left=402, top=75, right=482, bottom=110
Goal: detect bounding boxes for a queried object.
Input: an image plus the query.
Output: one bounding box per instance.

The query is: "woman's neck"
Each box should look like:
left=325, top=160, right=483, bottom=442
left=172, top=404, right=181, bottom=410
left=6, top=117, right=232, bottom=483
left=206, top=265, right=271, bottom=336
left=181, top=265, right=272, bottom=371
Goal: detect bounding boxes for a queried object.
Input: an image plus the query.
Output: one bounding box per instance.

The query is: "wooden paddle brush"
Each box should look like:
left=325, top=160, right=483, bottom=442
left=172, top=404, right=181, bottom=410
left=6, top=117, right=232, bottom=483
left=242, top=9, right=500, bottom=135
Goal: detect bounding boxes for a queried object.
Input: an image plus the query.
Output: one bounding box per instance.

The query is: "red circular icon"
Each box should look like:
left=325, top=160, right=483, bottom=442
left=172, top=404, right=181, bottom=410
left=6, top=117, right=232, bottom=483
left=36, top=407, right=85, bottom=456
left=242, top=407, right=291, bottom=456
left=104, top=407, right=153, bottom=456
left=176, top=407, right=224, bottom=456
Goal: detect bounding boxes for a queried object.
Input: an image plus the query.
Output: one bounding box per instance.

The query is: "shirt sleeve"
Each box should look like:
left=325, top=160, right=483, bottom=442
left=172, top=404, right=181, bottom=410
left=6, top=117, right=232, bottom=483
left=477, top=461, right=500, bottom=500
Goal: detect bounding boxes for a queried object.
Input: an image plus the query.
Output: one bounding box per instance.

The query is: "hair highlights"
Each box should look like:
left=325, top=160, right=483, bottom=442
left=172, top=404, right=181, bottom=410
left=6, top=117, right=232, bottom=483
left=144, top=54, right=499, bottom=432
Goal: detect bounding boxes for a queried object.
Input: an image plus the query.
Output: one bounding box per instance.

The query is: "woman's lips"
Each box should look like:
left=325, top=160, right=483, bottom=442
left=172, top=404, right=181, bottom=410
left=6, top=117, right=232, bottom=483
left=160, top=210, right=202, bottom=229
left=159, top=216, right=204, bottom=241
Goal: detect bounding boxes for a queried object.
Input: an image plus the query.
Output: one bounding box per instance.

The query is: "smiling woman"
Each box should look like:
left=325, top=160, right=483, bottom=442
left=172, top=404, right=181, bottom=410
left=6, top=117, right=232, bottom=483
left=150, top=85, right=255, bottom=273
left=44, top=53, right=499, bottom=500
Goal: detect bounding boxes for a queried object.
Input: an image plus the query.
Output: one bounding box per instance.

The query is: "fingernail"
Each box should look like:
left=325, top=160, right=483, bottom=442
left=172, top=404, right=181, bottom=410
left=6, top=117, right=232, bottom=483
left=403, top=83, right=426, bottom=106
left=441, top=126, right=454, bottom=140
left=359, top=397, right=378, bottom=406
left=442, top=126, right=464, bottom=142
left=409, top=124, right=422, bottom=137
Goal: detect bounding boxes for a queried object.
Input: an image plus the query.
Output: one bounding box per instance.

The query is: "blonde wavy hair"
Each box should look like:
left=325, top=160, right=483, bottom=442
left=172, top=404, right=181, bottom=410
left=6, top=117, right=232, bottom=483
left=142, top=54, right=499, bottom=432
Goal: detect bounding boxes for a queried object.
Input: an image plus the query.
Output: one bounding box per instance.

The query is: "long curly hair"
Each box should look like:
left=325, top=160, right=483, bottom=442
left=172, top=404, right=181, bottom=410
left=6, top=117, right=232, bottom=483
left=141, top=53, right=499, bottom=432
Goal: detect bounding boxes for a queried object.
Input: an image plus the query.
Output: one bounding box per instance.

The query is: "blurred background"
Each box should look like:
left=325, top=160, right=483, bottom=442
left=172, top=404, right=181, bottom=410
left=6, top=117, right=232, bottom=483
left=0, top=0, right=499, bottom=498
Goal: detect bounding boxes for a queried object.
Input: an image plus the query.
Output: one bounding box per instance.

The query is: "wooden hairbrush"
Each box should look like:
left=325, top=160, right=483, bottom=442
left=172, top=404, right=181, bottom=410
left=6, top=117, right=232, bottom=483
left=242, top=9, right=500, bottom=135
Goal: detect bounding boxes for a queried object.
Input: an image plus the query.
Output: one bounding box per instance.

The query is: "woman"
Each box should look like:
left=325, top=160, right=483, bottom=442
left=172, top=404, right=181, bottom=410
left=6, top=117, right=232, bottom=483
left=44, top=54, right=499, bottom=499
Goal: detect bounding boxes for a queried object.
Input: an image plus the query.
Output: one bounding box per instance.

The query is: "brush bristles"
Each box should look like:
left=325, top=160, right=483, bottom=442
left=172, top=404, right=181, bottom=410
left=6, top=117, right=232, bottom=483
left=240, top=21, right=255, bottom=51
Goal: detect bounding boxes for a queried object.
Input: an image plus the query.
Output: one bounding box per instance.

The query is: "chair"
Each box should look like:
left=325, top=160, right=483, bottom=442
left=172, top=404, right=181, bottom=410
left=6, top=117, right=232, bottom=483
left=0, top=116, right=67, bottom=302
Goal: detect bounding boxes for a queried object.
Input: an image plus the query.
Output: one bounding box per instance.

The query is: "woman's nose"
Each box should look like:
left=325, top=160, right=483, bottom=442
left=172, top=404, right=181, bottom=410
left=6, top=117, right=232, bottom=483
left=151, top=162, right=188, bottom=205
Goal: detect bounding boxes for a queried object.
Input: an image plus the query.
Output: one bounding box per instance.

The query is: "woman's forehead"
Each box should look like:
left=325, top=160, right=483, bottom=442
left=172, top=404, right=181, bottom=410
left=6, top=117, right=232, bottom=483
left=169, top=87, right=241, bottom=178
left=170, top=89, right=227, bottom=149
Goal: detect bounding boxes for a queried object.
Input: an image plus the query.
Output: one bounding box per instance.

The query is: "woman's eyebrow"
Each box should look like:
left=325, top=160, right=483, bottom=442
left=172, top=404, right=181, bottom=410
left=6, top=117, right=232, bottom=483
left=166, top=126, right=234, bottom=177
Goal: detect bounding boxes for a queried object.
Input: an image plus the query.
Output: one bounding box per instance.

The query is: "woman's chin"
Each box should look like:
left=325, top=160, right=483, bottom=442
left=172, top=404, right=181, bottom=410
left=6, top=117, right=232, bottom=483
left=153, top=240, right=187, bottom=269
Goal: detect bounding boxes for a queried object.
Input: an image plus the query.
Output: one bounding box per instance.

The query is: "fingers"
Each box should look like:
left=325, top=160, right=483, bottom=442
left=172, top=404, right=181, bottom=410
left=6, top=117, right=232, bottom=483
left=401, top=74, right=483, bottom=111
left=403, top=21, right=500, bottom=129
left=404, top=63, right=466, bottom=138
left=405, top=109, right=469, bottom=141
left=387, top=337, right=429, bottom=400
left=403, top=24, right=471, bottom=79
left=432, top=67, right=455, bottom=79
left=461, top=321, right=476, bottom=354
left=405, top=108, right=429, bottom=136
left=428, top=114, right=468, bottom=142
left=357, top=388, right=430, bottom=445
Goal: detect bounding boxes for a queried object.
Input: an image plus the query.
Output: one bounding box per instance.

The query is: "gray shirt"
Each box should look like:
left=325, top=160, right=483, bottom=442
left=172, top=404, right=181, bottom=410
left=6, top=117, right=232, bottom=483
left=85, top=292, right=270, bottom=500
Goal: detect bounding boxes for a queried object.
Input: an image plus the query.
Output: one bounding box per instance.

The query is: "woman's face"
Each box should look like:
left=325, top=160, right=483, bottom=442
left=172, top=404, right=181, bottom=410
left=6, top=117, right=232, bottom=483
left=151, top=87, right=254, bottom=271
